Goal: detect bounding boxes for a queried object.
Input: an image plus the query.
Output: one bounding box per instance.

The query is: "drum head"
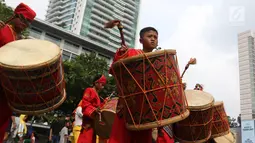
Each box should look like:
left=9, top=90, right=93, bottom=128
left=185, top=90, right=214, bottom=110
left=0, top=39, right=60, bottom=68
left=213, top=132, right=236, bottom=143
left=94, top=110, right=115, bottom=139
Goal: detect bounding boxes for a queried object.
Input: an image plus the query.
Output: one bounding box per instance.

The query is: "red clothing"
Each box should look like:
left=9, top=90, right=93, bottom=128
left=78, top=88, right=106, bottom=143
left=109, top=48, right=174, bottom=143
left=109, top=48, right=143, bottom=74
left=0, top=25, right=16, bottom=141
left=14, top=3, right=36, bottom=22
left=0, top=95, right=12, bottom=141
left=156, top=128, right=174, bottom=143
left=0, top=3, right=36, bottom=141
left=0, top=25, right=16, bottom=47
left=109, top=48, right=152, bottom=143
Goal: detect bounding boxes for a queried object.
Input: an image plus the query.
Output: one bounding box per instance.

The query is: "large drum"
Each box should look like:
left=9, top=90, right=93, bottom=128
left=174, top=90, right=214, bottom=143
left=112, top=50, right=189, bottom=130
left=0, top=39, right=66, bottom=115
left=94, top=97, right=118, bottom=139
left=211, top=101, right=230, bottom=138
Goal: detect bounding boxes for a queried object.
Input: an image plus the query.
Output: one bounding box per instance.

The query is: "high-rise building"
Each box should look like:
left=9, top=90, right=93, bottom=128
left=29, top=18, right=114, bottom=64
left=46, top=0, right=141, bottom=51
left=238, top=30, right=255, bottom=120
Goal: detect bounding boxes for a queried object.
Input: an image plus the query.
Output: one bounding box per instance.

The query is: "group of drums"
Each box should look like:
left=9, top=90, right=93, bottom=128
left=0, top=39, right=235, bottom=143
left=94, top=49, right=236, bottom=143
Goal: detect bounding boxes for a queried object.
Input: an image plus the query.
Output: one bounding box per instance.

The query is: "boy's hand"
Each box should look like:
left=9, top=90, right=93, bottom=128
left=105, top=97, right=110, bottom=101
left=119, top=44, right=128, bottom=53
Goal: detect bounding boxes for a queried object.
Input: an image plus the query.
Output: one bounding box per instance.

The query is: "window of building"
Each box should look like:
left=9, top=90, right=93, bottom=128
left=63, top=41, right=79, bottom=53
left=70, top=53, right=78, bottom=60
left=81, top=47, right=92, bottom=54
left=62, top=50, right=71, bottom=61
left=44, top=33, right=61, bottom=46
left=29, top=28, right=42, bottom=39
left=98, top=54, right=111, bottom=64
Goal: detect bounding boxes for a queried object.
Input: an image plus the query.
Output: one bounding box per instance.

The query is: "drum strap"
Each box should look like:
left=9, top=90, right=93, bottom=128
left=163, top=125, right=173, bottom=138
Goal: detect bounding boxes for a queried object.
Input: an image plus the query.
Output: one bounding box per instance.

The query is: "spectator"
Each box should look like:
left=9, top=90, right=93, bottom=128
left=49, top=114, right=64, bottom=143
left=17, top=114, right=28, bottom=143
left=59, top=121, right=70, bottom=143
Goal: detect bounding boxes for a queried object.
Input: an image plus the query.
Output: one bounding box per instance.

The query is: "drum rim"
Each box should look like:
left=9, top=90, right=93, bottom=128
left=213, top=132, right=236, bottom=143
left=112, top=49, right=176, bottom=68
left=211, top=130, right=230, bottom=138
left=185, top=90, right=214, bottom=110
left=175, top=131, right=212, bottom=143
left=214, top=101, right=224, bottom=107
left=0, top=39, right=61, bottom=70
left=100, top=109, right=116, bottom=113
left=8, top=89, right=66, bottom=115
left=126, top=108, right=190, bottom=131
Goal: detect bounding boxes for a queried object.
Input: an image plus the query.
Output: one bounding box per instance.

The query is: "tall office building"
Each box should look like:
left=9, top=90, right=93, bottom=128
left=238, top=30, right=255, bottom=120
left=46, top=0, right=141, bottom=51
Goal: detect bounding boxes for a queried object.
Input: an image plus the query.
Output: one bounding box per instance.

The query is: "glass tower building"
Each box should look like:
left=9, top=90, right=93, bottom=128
left=46, top=0, right=141, bottom=51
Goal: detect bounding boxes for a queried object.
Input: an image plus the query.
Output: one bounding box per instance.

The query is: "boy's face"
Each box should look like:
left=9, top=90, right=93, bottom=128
left=140, top=30, right=158, bottom=52
left=11, top=18, right=29, bottom=33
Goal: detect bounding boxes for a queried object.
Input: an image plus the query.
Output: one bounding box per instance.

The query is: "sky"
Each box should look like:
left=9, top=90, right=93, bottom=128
left=5, top=0, right=255, bottom=118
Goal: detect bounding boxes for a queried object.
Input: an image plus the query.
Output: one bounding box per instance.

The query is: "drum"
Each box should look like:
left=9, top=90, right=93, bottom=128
left=0, top=39, right=66, bottom=115
left=211, top=101, right=230, bottom=138
left=173, top=90, right=214, bottom=143
left=94, top=97, right=118, bottom=139
left=111, top=50, right=189, bottom=130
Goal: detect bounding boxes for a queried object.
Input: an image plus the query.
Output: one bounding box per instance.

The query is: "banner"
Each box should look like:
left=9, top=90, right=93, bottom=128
left=242, top=120, right=255, bottom=143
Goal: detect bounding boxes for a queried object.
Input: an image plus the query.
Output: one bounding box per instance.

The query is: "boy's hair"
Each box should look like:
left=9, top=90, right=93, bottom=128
left=139, top=27, right=158, bottom=38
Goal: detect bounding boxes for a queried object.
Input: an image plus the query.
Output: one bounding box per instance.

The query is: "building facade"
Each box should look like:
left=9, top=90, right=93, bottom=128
left=238, top=30, right=255, bottom=120
left=29, top=18, right=114, bottom=64
left=46, top=0, right=141, bottom=51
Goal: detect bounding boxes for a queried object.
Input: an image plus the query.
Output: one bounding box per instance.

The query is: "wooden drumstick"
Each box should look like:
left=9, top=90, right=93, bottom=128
left=108, top=91, right=116, bottom=99
left=181, top=58, right=196, bottom=78
left=98, top=112, right=102, bottom=122
left=104, top=20, right=126, bottom=47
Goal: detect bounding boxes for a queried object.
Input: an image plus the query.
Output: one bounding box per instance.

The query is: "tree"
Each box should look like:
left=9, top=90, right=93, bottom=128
left=0, top=2, right=13, bottom=22
left=58, top=53, right=116, bottom=113
left=0, top=2, right=29, bottom=37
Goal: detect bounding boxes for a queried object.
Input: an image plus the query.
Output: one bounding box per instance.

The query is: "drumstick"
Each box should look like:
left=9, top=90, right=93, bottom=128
left=98, top=112, right=102, bottom=122
left=104, top=20, right=126, bottom=47
left=108, top=91, right=116, bottom=98
left=181, top=58, right=196, bottom=78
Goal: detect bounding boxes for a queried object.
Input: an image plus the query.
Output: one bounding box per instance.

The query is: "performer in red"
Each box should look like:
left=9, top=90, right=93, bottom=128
left=0, top=3, right=36, bottom=141
left=77, top=74, right=108, bottom=143
left=0, top=3, right=36, bottom=47
left=108, top=26, right=175, bottom=143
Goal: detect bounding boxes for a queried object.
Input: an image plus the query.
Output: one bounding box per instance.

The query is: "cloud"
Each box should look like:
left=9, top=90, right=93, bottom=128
left=160, top=5, right=240, bottom=117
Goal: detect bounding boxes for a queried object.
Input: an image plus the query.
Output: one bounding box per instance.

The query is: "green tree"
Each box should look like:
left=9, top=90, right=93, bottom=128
left=58, top=53, right=116, bottom=113
left=0, top=2, right=29, bottom=37
left=0, top=2, right=13, bottom=22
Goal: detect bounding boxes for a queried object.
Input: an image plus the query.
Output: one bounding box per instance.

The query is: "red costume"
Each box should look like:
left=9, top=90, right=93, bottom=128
left=109, top=48, right=175, bottom=143
left=78, top=75, right=107, bottom=143
left=156, top=126, right=174, bottom=143
left=0, top=3, right=36, bottom=141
